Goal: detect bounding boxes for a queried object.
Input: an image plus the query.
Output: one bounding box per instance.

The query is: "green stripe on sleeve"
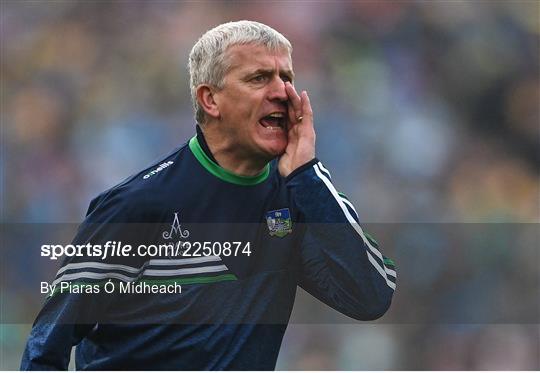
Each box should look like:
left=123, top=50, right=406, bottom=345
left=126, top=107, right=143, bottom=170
left=338, top=192, right=349, bottom=200
left=364, top=231, right=379, bottom=247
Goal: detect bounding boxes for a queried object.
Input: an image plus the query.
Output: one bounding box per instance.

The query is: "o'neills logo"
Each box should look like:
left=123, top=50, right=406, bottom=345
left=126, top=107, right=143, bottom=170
left=143, top=161, right=174, bottom=179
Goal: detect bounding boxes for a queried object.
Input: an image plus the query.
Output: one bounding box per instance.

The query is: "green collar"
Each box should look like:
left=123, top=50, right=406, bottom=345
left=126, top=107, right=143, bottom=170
left=188, top=136, right=270, bottom=186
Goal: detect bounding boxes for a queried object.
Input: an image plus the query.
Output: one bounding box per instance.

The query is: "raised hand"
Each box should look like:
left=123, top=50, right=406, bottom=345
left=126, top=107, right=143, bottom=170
left=278, top=82, right=316, bottom=177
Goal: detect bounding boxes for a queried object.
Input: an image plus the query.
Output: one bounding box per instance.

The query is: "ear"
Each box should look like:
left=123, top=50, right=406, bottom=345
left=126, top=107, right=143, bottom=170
left=196, top=85, right=220, bottom=120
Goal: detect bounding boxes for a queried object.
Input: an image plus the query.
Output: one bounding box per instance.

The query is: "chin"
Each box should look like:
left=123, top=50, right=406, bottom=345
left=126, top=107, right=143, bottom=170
left=253, top=125, right=288, bottom=159
left=259, top=138, right=287, bottom=159
left=268, top=146, right=287, bottom=158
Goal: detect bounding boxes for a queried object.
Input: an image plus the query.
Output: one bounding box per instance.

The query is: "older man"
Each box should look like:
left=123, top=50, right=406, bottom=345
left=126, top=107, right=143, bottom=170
left=22, top=21, right=396, bottom=370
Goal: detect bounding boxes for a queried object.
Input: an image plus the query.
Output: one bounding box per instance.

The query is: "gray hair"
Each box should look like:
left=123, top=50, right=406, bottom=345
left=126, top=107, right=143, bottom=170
left=188, top=20, right=292, bottom=124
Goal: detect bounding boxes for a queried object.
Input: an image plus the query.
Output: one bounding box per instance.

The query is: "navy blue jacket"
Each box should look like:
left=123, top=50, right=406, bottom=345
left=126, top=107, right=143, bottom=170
left=21, top=129, right=396, bottom=370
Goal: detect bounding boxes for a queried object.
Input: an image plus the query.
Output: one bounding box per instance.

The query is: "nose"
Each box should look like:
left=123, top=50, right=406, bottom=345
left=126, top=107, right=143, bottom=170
left=267, top=77, right=288, bottom=102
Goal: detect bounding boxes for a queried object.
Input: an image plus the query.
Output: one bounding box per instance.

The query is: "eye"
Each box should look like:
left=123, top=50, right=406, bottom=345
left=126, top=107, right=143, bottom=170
left=281, top=75, right=292, bottom=83
left=251, top=75, right=267, bottom=83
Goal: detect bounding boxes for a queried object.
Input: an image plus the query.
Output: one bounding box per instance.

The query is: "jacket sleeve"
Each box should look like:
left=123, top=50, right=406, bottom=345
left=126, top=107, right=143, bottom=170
left=286, top=159, right=396, bottom=321
left=20, top=294, right=101, bottom=370
left=21, top=191, right=145, bottom=370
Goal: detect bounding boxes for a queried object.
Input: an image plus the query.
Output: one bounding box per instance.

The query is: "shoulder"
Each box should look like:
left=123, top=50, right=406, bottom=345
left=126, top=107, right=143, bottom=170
left=85, top=142, right=191, bottom=223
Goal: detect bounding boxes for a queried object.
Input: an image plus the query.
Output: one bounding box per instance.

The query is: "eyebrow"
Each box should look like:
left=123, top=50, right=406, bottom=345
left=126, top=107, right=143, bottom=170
left=247, top=68, right=295, bottom=81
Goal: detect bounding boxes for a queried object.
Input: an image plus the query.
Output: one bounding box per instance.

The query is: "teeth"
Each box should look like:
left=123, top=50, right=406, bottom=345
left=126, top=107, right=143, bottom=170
left=268, top=112, right=284, bottom=118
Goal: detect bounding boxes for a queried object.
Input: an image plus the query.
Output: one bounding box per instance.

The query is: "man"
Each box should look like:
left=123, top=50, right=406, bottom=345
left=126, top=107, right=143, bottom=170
left=22, top=21, right=396, bottom=370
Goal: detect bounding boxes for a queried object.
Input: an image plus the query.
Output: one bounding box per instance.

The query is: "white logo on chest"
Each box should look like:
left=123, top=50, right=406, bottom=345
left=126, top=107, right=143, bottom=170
left=143, top=161, right=174, bottom=179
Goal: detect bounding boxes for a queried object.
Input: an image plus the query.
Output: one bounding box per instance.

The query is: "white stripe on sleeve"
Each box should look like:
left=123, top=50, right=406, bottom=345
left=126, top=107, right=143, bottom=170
left=313, top=164, right=396, bottom=290
left=317, top=161, right=332, bottom=179
left=341, top=197, right=359, bottom=220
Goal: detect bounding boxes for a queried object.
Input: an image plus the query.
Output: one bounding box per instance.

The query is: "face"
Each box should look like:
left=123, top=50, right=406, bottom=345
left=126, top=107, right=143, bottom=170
left=212, top=43, right=294, bottom=162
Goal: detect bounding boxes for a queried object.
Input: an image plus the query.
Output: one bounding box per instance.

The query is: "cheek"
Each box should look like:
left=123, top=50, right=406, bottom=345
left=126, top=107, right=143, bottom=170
left=238, top=101, right=261, bottom=122
left=219, top=90, right=263, bottom=124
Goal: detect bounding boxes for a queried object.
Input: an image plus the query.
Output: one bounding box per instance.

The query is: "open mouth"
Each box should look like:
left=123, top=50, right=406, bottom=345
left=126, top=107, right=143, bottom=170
left=259, top=112, right=286, bottom=130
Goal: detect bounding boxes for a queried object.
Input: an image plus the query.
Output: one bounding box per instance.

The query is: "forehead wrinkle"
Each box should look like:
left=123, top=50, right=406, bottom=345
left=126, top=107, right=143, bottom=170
left=224, top=44, right=292, bottom=77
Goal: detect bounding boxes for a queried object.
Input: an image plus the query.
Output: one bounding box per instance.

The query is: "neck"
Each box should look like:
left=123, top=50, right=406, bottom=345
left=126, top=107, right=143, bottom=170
left=199, top=124, right=269, bottom=177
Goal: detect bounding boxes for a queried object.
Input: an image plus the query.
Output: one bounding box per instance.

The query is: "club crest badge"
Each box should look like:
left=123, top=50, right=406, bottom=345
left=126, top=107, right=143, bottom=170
left=265, top=208, right=292, bottom=238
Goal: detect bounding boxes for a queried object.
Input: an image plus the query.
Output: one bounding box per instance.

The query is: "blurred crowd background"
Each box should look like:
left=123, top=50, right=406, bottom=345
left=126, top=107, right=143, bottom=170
left=1, top=0, right=538, bottom=370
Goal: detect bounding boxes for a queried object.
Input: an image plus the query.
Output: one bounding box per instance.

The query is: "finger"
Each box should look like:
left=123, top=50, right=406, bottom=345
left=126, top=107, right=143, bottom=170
left=301, top=90, right=313, bottom=122
left=287, top=99, right=296, bottom=130
left=285, top=82, right=302, bottom=121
